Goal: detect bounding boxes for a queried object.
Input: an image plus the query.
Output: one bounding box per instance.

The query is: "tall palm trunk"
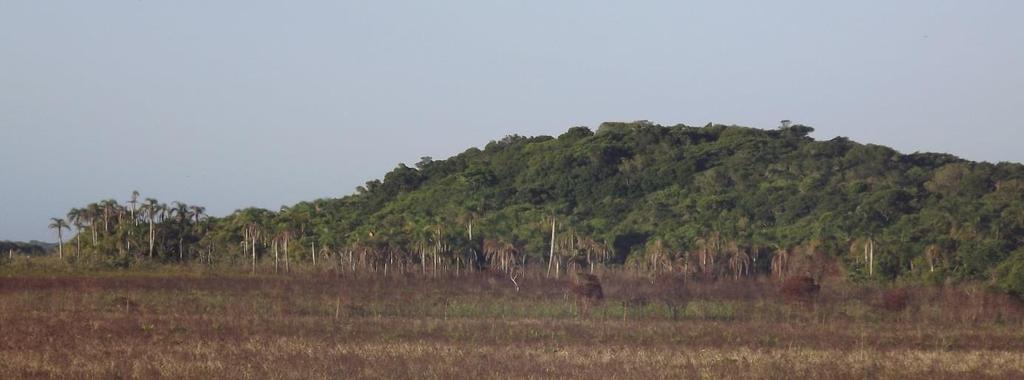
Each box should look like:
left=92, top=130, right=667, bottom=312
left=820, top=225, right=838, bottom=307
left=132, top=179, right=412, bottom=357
left=869, top=237, right=875, bottom=277
left=251, top=232, right=257, bottom=275
left=862, top=238, right=875, bottom=276
left=148, top=218, right=155, bottom=258
left=57, top=230, right=64, bottom=259
left=547, top=218, right=556, bottom=278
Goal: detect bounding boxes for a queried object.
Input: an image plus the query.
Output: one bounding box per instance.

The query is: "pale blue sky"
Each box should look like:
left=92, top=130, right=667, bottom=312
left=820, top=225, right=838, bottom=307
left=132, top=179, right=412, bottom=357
left=2, top=1, right=1022, bottom=241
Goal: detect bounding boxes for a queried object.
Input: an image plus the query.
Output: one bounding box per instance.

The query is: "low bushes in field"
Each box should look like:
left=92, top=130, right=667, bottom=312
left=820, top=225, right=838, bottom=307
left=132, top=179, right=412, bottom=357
left=570, top=272, right=604, bottom=301
left=779, top=276, right=820, bottom=304
left=2, top=267, right=1023, bottom=325
left=881, top=288, right=911, bottom=312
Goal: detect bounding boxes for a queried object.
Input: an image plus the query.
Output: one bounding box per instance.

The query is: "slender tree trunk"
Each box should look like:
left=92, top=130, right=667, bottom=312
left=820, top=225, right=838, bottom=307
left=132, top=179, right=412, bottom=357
left=284, top=236, right=290, bottom=273
left=148, top=218, right=155, bottom=258
left=863, top=240, right=868, bottom=268
left=57, top=231, right=64, bottom=259
left=548, top=218, right=556, bottom=278
left=251, top=233, right=257, bottom=275
left=556, top=256, right=560, bottom=278
left=868, top=238, right=875, bottom=277
left=435, top=226, right=441, bottom=275
left=274, top=239, right=280, bottom=274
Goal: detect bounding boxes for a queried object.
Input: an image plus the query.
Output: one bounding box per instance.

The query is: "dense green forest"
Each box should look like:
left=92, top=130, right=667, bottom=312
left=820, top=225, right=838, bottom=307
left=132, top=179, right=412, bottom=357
left=41, top=122, right=1024, bottom=294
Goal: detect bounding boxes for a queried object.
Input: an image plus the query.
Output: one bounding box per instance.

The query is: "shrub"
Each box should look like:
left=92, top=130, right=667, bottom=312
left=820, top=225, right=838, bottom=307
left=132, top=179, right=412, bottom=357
left=570, top=273, right=604, bottom=302
left=881, top=288, right=910, bottom=312
left=779, top=276, right=820, bottom=303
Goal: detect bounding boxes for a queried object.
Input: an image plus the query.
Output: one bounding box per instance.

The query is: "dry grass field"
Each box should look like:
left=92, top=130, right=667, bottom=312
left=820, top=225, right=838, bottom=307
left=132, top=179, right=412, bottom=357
left=2, top=266, right=1024, bottom=379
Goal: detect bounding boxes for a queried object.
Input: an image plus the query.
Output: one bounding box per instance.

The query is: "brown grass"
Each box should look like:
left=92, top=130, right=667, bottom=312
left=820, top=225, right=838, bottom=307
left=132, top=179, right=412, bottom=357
left=0, top=269, right=1022, bottom=379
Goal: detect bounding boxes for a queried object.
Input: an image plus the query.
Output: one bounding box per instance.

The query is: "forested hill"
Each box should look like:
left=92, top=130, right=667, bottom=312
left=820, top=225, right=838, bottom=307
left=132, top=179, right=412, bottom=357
left=0, top=241, right=52, bottom=256
left=56, top=122, right=1024, bottom=292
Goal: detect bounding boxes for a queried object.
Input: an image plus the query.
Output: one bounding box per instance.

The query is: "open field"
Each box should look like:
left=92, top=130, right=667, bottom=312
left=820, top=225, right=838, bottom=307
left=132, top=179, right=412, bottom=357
left=2, top=267, right=1024, bottom=379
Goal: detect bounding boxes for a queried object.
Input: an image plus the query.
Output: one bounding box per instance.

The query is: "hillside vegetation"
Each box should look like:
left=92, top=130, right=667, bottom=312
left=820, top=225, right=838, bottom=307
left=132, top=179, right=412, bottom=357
left=0, top=241, right=50, bottom=256
left=41, top=122, right=1024, bottom=293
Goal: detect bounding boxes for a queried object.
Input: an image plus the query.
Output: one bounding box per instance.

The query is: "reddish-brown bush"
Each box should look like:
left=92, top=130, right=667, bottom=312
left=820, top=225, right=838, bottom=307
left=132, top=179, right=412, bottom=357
left=881, top=288, right=911, bottom=312
left=570, top=272, right=604, bottom=302
left=779, top=276, right=820, bottom=303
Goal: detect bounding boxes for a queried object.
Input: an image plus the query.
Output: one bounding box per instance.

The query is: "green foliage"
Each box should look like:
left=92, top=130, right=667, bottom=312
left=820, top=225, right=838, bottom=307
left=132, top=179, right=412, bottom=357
left=56, top=123, right=1024, bottom=291
left=995, top=248, right=1024, bottom=297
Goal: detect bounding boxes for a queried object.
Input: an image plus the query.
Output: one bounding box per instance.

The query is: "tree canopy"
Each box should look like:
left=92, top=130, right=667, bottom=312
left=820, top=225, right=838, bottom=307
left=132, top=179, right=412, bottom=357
left=50, top=122, right=1024, bottom=291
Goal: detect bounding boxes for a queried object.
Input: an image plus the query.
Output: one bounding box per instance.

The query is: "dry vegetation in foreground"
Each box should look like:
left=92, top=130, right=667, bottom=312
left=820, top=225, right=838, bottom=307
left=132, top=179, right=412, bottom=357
left=1, top=266, right=1024, bottom=379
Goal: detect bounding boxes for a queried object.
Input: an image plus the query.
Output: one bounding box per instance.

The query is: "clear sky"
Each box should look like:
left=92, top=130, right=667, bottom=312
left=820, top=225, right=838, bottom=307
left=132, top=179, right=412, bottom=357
left=2, top=1, right=1022, bottom=242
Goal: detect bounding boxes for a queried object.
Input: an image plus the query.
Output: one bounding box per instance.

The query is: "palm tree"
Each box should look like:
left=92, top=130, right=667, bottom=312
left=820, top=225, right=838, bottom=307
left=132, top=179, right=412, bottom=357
left=646, top=239, right=669, bottom=274
left=246, top=222, right=261, bottom=274
left=66, top=208, right=84, bottom=257
left=171, top=202, right=191, bottom=261
left=277, top=206, right=294, bottom=272
left=100, top=199, right=119, bottom=233
left=141, top=198, right=159, bottom=258
left=157, top=202, right=169, bottom=257
left=189, top=205, right=206, bottom=224
left=48, top=218, right=70, bottom=259
left=85, top=203, right=102, bottom=244
left=128, top=190, right=140, bottom=225
left=156, top=202, right=169, bottom=223
left=413, top=222, right=433, bottom=274
left=457, top=210, right=480, bottom=270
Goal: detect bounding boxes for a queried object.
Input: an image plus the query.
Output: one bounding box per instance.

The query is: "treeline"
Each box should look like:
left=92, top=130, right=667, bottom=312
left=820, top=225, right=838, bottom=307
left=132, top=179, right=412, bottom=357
left=0, top=241, right=50, bottom=256
left=45, top=122, right=1024, bottom=295
left=45, top=195, right=207, bottom=267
